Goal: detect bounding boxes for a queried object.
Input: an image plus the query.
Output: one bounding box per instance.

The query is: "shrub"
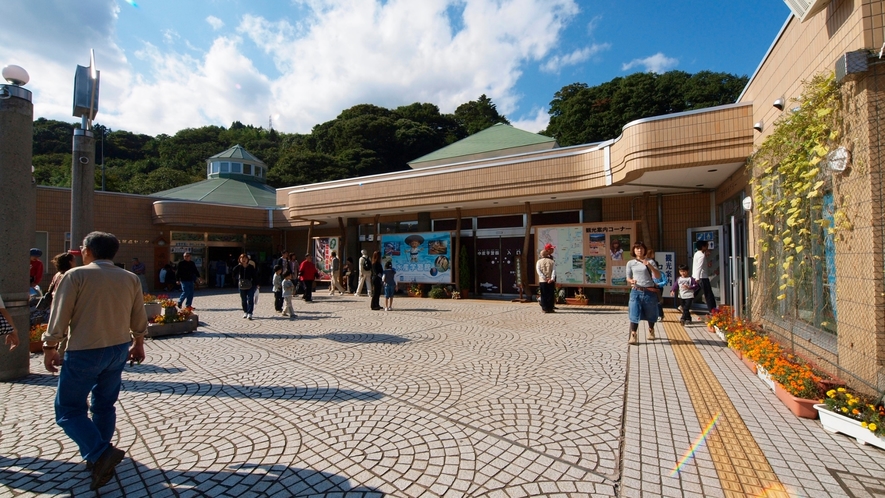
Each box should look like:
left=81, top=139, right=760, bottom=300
left=428, top=287, right=448, bottom=299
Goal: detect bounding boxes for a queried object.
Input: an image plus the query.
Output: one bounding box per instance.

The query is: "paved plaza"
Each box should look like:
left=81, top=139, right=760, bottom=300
left=2, top=289, right=885, bottom=497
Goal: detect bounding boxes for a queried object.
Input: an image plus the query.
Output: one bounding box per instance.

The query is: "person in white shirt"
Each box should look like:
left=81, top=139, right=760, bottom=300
left=692, top=240, right=717, bottom=312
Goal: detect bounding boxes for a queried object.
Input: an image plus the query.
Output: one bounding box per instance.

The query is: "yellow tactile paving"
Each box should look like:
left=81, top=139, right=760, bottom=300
left=662, top=317, right=790, bottom=498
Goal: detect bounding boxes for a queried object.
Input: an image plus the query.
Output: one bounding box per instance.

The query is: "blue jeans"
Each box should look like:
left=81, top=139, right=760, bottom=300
left=628, top=289, right=659, bottom=326
left=55, top=343, right=130, bottom=462
left=216, top=273, right=225, bottom=288
left=240, top=287, right=255, bottom=314
left=179, top=280, right=195, bottom=308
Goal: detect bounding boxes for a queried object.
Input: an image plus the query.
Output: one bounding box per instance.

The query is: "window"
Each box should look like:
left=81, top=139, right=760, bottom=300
left=243, top=164, right=252, bottom=175
left=220, top=162, right=230, bottom=173
left=231, top=162, right=242, bottom=174
left=211, top=163, right=220, bottom=174
left=256, top=167, right=263, bottom=178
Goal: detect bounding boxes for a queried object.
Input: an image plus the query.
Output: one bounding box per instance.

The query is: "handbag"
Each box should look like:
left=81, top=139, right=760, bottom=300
left=35, top=291, right=53, bottom=311
left=0, top=313, right=13, bottom=335
left=295, top=280, right=306, bottom=295
left=238, top=278, right=253, bottom=290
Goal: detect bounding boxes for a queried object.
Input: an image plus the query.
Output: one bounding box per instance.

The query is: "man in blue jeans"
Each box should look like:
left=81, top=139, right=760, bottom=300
left=41, top=231, right=148, bottom=490
left=175, top=252, right=201, bottom=308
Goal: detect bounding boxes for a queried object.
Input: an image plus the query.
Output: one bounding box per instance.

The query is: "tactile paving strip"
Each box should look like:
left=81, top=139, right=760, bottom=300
left=663, top=319, right=790, bottom=498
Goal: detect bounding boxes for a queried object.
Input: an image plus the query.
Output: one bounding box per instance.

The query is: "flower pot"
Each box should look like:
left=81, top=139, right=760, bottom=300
left=564, top=298, right=588, bottom=305
left=731, top=348, right=743, bottom=360
left=144, top=303, right=162, bottom=320
left=740, top=355, right=757, bottom=374
left=774, top=382, right=818, bottom=419
left=147, top=314, right=198, bottom=338
left=757, top=365, right=775, bottom=392
left=815, top=404, right=885, bottom=450
left=460, top=289, right=468, bottom=299
left=29, top=341, right=43, bottom=354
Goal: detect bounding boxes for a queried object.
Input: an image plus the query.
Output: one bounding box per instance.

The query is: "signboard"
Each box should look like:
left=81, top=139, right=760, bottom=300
left=380, top=232, right=453, bottom=284
left=535, top=221, right=640, bottom=287
left=654, top=252, right=675, bottom=288
left=313, top=237, right=339, bottom=281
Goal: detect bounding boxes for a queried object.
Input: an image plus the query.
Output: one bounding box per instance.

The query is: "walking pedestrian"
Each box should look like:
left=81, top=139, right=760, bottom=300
left=232, top=254, right=258, bottom=320
left=272, top=265, right=284, bottom=313
left=692, top=240, right=717, bottom=312
left=626, top=241, right=662, bottom=345
left=355, top=250, right=372, bottom=296
left=281, top=270, right=297, bottom=319
left=40, top=231, right=147, bottom=490
left=670, top=264, right=699, bottom=325
left=176, top=252, right=201, bottom=309
left=370, top=251, right=384, bottom=310
left=328, top=250, right=346, bottom=295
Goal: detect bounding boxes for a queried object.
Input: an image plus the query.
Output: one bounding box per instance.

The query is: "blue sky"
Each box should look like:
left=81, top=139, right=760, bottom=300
left=0, top=0, right=791, bottom=136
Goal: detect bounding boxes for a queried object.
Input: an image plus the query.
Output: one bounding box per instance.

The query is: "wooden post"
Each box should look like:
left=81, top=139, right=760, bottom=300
left=373, top=214, right=380, bottom=252
left=306, top=220, right=315, bottom=255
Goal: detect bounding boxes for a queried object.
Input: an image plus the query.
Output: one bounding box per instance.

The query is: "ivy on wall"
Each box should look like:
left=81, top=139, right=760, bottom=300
left=749, top=72, right=846, bottom=309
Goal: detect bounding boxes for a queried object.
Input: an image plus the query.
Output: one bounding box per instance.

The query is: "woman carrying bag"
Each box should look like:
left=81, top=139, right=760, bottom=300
left=232, top=254, right=258, bottom=320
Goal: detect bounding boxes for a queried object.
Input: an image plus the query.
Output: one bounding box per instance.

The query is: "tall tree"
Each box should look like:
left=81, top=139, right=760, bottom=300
left=454, top=95, right=509, bottom=135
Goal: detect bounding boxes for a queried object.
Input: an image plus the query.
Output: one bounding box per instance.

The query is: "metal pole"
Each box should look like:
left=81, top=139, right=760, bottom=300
left=0, top=79, right=35, bottom=380
left=71, top=121, right=95, bottom=256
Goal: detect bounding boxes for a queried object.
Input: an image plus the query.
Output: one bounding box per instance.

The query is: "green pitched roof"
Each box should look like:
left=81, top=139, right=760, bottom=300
left=152, top=178, right=279, bottom=207
left=209, top=144, right=265, bottom=164
left=409, top=123, right=556, bottom=166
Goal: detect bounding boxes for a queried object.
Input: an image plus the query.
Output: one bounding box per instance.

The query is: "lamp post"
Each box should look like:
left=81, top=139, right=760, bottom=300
left=70, top=50, right=100, bottom=256
left=0, top=64, right=35, bottom=380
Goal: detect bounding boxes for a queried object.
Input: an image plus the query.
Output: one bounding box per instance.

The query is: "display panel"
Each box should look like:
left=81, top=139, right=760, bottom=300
left=380, top=232, right=453, bottom=284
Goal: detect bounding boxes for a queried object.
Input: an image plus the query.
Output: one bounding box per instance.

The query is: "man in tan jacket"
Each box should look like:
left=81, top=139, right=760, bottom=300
left=42, top=231, right=148, bottom=490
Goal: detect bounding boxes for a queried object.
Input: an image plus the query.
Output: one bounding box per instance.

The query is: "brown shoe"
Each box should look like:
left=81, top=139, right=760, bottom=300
left=648, top=328, right=656, bottom=341
left=628, top=331, right=638, bottom=345
left=91, top=445, right=124, bottom=490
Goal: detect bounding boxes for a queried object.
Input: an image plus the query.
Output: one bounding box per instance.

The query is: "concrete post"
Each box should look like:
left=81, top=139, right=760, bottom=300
left=70, top=126, right=95, bottom=254
left=0, top=82, right=35, bottom=380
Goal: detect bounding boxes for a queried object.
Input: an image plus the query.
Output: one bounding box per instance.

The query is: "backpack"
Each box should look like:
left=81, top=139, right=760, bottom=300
left=362, top=257, right=371, bottom=271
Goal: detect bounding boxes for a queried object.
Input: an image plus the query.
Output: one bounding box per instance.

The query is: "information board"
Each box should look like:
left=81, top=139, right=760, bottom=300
left=380, top=232, right=453, bottom=284
left=535, top=221, right=641, bottom=287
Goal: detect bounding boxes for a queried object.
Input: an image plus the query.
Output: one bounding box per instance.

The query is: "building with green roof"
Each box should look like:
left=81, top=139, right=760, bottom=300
left=408, top=123, right=557, bottom=169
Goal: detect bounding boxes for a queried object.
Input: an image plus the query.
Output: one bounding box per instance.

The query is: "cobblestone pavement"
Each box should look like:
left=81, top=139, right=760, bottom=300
left=2, top=290, right=885, bottom=497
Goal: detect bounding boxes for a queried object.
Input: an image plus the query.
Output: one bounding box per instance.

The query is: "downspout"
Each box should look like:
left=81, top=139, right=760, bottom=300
left=657, top=193, right=663, bottom=250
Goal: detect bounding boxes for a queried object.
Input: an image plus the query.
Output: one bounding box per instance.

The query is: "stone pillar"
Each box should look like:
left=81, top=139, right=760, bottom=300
left=0, top=83, right=35, bottom=380
left=70, top=128, right=95, bottom=254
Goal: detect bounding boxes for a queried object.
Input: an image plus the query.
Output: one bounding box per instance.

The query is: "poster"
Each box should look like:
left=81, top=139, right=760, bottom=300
left=313, top=237, right=339, bottom=281
left=536, top=226, right=584, bottom=284
left=654, top=252, right=675, bottom=288
left=536, top=221, right=639, bottom=287
left=380, top=232, right=452, bottom=284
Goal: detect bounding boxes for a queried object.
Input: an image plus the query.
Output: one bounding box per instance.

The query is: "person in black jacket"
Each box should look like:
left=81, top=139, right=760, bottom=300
left=370, top=250, right=384, bottom=310
left=176, top=252, right=201, bottom=308
left=231, top=254, right=259, bottom=320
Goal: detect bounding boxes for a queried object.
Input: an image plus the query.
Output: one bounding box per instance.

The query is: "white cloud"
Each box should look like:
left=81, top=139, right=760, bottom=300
left=540, top=43, right=610, bottom=73
left=163, top=29, right=179, bottom=45
left=621, top=52, right=678, bottom=73
left=510, top=106, right=550, bottom=134
left=0, top=0, right=581, bottom=135
left=206, top=15, right=224, bottom=30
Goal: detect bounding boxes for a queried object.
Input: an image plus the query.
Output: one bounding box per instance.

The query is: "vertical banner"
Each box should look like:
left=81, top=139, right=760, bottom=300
left=313, top=237, right=338, bottom=281
left=535, top=226, right=584, bottom=284
left=381, top=232, right=452, bottom=284
left=654, top=252, right=675, bottom=287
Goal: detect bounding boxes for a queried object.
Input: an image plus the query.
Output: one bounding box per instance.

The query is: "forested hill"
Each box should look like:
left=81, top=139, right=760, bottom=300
left=31, top=70, right=746, bottom=194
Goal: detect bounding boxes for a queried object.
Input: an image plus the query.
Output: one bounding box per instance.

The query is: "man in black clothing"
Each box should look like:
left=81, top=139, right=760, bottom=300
left=176, top=252, right=201, bottom=308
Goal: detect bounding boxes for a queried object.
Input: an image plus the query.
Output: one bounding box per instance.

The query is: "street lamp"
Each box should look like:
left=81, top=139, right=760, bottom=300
left=70, top=50, right=100, bottom=254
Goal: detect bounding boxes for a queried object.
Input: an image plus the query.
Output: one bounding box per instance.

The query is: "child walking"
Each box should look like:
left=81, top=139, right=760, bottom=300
left=382, top=261, right=397, bottom=311
left=281, top=270, right=297, bottom=319
left=272, top=265, right=284, bottom=313
left=670, top=264, right=698, bottom=325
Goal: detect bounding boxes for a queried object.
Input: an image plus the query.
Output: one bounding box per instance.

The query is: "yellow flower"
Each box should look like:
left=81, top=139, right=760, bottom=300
left=841, top=407, right=849, bottom=413
left=870, top=423, right=878, bottom=432
left=837, top=387, right=846, bottom=392
left=826, top=389, right=836, bottom=397
left=862, top=422, right=868, bottom=428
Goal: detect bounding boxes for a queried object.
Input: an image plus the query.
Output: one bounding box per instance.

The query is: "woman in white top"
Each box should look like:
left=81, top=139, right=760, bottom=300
left=625, top=241, right=661, bottom=345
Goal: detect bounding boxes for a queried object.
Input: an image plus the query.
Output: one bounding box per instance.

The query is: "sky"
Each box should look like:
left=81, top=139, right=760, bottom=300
left=0, top=0, right=792, bottom=137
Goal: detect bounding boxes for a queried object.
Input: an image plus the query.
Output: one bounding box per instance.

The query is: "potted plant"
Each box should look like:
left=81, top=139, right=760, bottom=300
left=408, top=283, right=423, bottom=297
left=815, top=388, right=885, bottom=450
left=459, top=245, right=471, bottom=299
left=768, top=353, right=823, bottom=419
left=144, top=293, right=164, bottom=320
left=29, top=323, right=47, bottom=354
left=428, top=286, right=448, bottom=299
left=565, top=289, right=588, bottom=305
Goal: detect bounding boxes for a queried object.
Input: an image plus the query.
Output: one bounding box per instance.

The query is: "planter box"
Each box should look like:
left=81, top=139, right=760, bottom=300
left=740, top=355, right=758, bottom=374
left=815, top=404, right=885, bottom=450
left=564, top=298, right=588, bottom=305
left=774, top=382, right=818, bottom=419
left=29, top=341, right=43, bottom=354
left=147, top=315, right=198, bottom=338
left=757, top=365, right=775, bottom=392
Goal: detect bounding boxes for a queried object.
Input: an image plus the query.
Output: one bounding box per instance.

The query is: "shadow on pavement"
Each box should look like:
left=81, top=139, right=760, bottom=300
left=120, top=380, right=385, bottom=402
left=0, top=456, right=384, bottom=496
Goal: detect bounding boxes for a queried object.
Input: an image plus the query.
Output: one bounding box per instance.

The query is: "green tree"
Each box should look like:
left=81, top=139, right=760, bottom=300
left=454, top=94, right=509, bottom=135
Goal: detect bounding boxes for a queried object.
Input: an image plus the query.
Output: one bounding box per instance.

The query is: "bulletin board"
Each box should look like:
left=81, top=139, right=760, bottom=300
left=535, top=221, right=641, bottom=288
